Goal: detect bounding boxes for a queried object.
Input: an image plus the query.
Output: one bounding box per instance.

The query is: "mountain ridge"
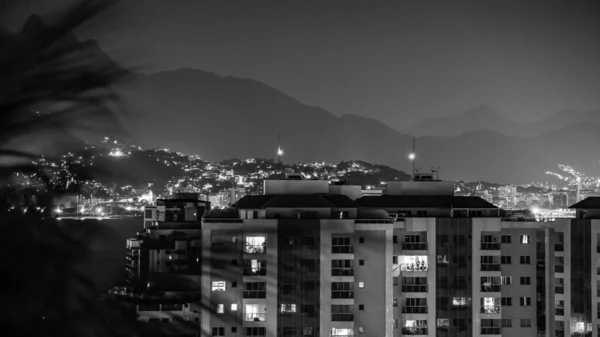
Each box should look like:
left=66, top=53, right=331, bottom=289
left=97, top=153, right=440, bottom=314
left=13, top=14, right=600, bottom=184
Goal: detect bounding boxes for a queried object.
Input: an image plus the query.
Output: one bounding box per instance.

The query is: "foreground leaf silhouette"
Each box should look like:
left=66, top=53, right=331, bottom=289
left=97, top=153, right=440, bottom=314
left=0, top=1, right=145, bottom=336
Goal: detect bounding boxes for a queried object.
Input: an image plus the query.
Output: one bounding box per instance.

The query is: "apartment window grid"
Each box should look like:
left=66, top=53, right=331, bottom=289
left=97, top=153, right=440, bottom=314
left=501, top=297, right=512, bottom=306
left=481, top=276, right=501, bottom=292
left=404, top=234, right=427, bottom=250
left=556, top=278, right=565, bottom=294
left=501, top=256, right=512, bottom=264
left=402, top=320, right=427, bottom=335
left=519, top=297, right=532, bottom=306
left=331, top=305, right=354, bottom=321
left=332, top=236, right=353, bottom=254
left=331, top=259, right=354, bottom=276
left=211, top=327, right=225, bottom=336
left=501, top=319, right=512, bottom=328
left=520, top=256, right=531, bottom=264
left=402, top=276, right=428, bottom=292
left=481, top=234, right=500, bottom=250
left=555, top=256, right=564, bottom=273
left=501, top=234, right=512, bottom=244
left=331, top=282, right=354, bottom=299
left=520, top=319, right=531, bottom=327
left=403, top=298, right=428, bottom=313
left=520, top=234, right=531, bottom=244
left=520, top=277, right=531, bottom=285
left=243, top=282, right=266, bottom=298
left=555, top=300, right=564, bottom=316
left=481, top=319, right=501, bottom=335
left=481, top=256, right=500, bottom=271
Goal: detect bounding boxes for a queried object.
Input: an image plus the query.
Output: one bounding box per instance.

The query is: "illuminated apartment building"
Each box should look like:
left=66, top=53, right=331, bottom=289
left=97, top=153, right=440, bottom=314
left=120, top=174, right=600, bottom=337
left=116, top=193, right=210, bottom=336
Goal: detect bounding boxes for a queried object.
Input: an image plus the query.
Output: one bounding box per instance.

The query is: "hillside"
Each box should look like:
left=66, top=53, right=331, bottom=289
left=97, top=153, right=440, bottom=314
left=13, top=14, right=600, bottom=184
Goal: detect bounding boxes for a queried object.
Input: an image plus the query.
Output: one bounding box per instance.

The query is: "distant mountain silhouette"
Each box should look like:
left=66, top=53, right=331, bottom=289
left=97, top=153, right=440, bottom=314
left=406, top=105, right=600, bottom=138
left=16, top=15, right=600, bottom=184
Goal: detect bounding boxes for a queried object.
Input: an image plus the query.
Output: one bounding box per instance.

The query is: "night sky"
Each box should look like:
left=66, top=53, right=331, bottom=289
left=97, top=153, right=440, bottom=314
left=6, top=0, right=600, bottom=129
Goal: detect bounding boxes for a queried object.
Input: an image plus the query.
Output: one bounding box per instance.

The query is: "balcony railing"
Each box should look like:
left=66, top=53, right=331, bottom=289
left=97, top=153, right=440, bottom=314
left=401, top=285, right=428, bottom=292
left=555, top=244, right=564, bottom=252
left=480, top=285, right=501, bottom=292
left=243, top=268, right=267, bottom=276
left=332, top=246, right=354, bottom=254
left=481, top=306, right=501, bottom=314
left=555, top=265, right=564, bottom=273
left=401, top=328, right=428, bottom=335
left=331, top=314, right=354, bottom=322
left=402, top=242, right=428, bottom=250
left=481, top=327, right=501, bottom=335
left=244, top=245, right=266, bottom=254
left=332, top=268, right=354, bottom=276
left=555, top=308, right=564, bottom=316
left=243, top=313, right=266, bottom=322
left=402, top=307, right=428, bottom=314
left=243, top=291, right=266, bottom=299
left=480, top=264, right=501, bottom=271
left=480, top=243, right=500, bottom=250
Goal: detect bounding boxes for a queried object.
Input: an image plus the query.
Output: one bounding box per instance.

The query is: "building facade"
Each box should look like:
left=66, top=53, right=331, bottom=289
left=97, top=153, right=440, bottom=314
left=119, top=179, right=600, bottom=337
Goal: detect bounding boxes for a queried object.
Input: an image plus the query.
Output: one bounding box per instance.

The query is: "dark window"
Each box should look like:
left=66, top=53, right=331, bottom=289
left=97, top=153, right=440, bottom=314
left=282, top=327, right=296, bottom=336
left=282, top=282, right=295, bottom=295
left=393, top=235, right=398, bottom=243
left=392, top=256, right=398, bottom=264
left=359, top=304, right=364, bottom=311
left=332, top=282, right=354, bottom=299
left=359, top=237, right=365, bottom=244
left=501, top=256, right=511, bottom=264
left=331, top=305, right=354, bottom=321
left=232, top=327, right=237, bottom=333
left=359, top=259, right=364, bottom=266
left=232, top=282, right=237, bottom=288
left=332, top=236, right=353, bottom=254
left=501, top=297, right=512, bottom=306
left=520, top=256, right=531, bottom=264
left=501, top=235, right=511, bottom=243
left=520, top=277, right=531, bottom=285
left=246, top=327, right=266, bottom=336
left=212, top=327, right=225, bottom=336
left=145, top=210, right=153, bottom=218
left=231, top=259, right=237, bottom=265
left=243, top=282, right=266, bottom=298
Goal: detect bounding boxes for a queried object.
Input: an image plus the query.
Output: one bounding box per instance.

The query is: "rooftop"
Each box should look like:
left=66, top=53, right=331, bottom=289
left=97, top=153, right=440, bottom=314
left=356, top=195, right=497, bottom=209
left=569, top=197, right=600, bottom=209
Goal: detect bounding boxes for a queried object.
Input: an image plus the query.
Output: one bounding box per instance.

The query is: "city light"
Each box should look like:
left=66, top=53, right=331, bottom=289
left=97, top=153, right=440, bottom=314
left=408, top=153, right=415, bottom=160
left=109, top=149, right=124, bottom=157
left=55, top=208, right=63, bottom=214
left=277, top=147, right=283, bottom=156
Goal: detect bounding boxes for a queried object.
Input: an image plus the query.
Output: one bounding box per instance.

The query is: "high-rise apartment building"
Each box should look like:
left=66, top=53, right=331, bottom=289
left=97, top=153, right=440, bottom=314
left=117, top=176, right=600, bottom=337
left=115, top=193, right=210, bottom=336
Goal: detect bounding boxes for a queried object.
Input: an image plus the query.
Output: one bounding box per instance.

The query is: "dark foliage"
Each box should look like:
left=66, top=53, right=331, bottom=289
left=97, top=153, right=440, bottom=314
left=0, top=1, right=143, bottom=336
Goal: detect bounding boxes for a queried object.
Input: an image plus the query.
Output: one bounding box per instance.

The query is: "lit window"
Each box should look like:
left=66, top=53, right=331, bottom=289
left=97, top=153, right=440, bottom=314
left=520, top=235, right=530, bottom=244
left=216, top=304, right=224, bottom=314
left=437, top=318, right=449, bottom=327
left=331, top=328, right=354, bottom=336
left=481, top=297, right=500, bottom=314
left=501, top=276, right=512, bottom=285
left=399, top=256, right=428, bottom=272
left=245, top=236, right=266, bottom=254
left=358, top=327, right=364, bottom=334
left=452, top=297, right=467, bottom=306
left=212, top=281, right=226, bottom=291
left=280, top=304, right=296, bottom=313
left=358, top=282, right=365, bottom=288
left=231, top=304, right=238, bottom=311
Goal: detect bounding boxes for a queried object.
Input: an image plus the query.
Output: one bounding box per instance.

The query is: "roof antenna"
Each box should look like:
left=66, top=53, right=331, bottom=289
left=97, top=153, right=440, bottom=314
left=409, top=137, right=416, bottom=180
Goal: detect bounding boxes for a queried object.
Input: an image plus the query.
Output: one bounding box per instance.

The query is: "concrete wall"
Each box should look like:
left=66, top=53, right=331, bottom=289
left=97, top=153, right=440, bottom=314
left=385, top=181, right=454, bottom=196
left=264, top=180, right=329, bottom=195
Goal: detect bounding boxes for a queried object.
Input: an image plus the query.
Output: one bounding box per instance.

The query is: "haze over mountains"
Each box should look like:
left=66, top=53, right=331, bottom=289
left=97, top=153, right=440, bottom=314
left=17, top=15, right=600, bottom=184
left=406, top=105, right=600, bottom=138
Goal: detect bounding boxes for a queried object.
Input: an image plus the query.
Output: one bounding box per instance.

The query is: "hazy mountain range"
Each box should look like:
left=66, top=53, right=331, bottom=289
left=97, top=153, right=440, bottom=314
left=17, top=15, right=600, bottom=184
left=406, top=105, right=600, bottom=138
